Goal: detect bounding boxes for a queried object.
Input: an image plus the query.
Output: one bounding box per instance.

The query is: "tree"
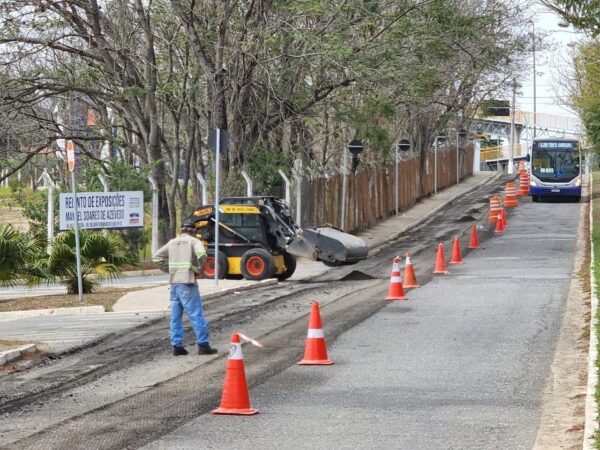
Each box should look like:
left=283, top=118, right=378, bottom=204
left=0, top=224, right=39, bottom=286
left=569, top=40, right=600, bottom=150
left=30, top=230, right=131, bottom=294
left=541, top=1, right=600, bottom=36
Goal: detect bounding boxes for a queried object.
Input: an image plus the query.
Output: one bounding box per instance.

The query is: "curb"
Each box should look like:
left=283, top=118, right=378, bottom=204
left=0, top=305, right=105, bottom=322
left=0, top=343, right=37, bottom=366
left=368, top=172, right=502, bottom=252
left=584, top=171, right=598, bottom=449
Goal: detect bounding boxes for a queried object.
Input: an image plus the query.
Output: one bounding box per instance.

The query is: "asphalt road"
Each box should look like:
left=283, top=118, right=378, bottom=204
left=1, top=177, right=582, bottom=450
left=145, top=197, right=581, bottom=449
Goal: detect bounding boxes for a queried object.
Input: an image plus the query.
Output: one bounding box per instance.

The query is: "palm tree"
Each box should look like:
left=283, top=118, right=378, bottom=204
left=33, top=230, right=132, bottom=294
left=0, top=223, right=36, bottom=286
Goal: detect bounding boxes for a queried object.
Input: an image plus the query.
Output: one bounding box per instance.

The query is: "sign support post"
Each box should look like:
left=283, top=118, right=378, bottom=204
left=214, top=129, right=221, bottom=286
left=207, top=128, right=229, bottom=286
left=67, top=140, right=83, bottom=302
left=396, top=139, right=411, bottom=215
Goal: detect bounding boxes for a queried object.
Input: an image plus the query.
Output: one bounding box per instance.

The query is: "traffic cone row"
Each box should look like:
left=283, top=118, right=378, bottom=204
left=213, top=178, right=526, bottom=418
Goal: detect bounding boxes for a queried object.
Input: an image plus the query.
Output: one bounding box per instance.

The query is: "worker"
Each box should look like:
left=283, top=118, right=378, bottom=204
left=152, top=223, right=217, bottom=356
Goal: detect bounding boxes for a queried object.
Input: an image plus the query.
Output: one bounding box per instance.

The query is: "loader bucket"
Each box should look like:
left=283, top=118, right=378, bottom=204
left=286, top=227, right=368, bottom=265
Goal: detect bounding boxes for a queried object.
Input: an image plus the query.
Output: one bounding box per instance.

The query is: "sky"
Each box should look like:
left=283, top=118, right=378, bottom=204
left=516, top=2, right=586, bottom=120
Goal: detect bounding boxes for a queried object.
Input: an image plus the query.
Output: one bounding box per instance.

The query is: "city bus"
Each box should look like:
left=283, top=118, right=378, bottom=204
left=529, top=138, right=581, bottom=202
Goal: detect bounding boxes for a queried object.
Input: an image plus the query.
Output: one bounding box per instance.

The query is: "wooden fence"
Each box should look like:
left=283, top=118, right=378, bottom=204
left=296, top=145, right=474, bottom=233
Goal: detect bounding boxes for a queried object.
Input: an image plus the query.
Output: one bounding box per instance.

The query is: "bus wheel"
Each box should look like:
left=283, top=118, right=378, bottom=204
left=241, top=249, right=275, bottom=281
left=532, top=195, right=539, bottom=202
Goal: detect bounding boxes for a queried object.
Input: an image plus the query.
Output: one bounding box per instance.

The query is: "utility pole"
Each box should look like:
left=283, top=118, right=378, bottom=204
left=509, top=78, right=517, bottom=175
left=531, top=20, right=537, bottom=139
left=147, top=175, right=159, bottom=255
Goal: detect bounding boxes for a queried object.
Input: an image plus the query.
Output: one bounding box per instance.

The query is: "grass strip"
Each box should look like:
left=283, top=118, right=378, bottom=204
left=0, top=287, right=142, bottom=313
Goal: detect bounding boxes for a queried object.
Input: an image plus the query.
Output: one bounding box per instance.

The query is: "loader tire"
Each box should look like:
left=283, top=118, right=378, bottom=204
left=241, top=248, right=275, bottom=281
left=276, top=252, right=297, bottom=281
left=202, top=250, right=228, bottom=279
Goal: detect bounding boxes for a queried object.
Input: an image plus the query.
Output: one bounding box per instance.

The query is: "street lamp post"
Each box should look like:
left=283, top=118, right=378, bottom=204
left=396, top=139, right=411, bottom=215
left=341, top=140, right=364, bottom=231
left=509, top=78, right=517, bottom=175
left=528, top=19, right=537, bottom=139
left=434, top=133, right=446, bottom=195
left=456, top=128, right=467, bottom=184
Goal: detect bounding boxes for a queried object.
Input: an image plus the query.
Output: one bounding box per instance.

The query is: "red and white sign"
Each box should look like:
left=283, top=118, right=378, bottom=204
left=66, top=140, right=75, bottom=172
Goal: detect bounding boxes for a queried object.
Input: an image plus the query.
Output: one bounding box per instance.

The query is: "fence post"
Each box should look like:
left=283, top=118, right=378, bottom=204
left=241, top=170, right=253, bottom=197
left=196, top=173, right=209, bottom=205
left=278, top=169, right=291, bottom=205
left=147, top=175, right=159, bottom=255
left=473, top=140, right=482, bottom=173
left=292, top=160, right=302, bottom=227
left=98, top=174, right=109, bottom=192
left=41, top=170, right=55, bottom=255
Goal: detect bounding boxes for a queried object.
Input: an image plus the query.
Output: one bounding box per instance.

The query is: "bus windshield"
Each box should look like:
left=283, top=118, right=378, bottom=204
left=532, top=146, right=580, bottom=183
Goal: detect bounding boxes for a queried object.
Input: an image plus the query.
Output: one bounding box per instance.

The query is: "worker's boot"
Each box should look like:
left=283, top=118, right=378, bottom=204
left=198, top=343, right=218, bottom=355
left=172, top=346, right=188, bottom=356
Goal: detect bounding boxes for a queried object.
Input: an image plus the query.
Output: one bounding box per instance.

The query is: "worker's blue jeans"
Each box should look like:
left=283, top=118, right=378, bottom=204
left=169, top=283, right=209, bottom=347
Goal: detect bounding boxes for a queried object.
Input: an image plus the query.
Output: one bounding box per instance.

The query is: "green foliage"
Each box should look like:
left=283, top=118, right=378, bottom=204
left=543, top=0, right=600, bottom=36
left=29, top=230, right=131, bottom=294
left=246, top=146, right=293, bottom=196
left=571, top=40, right=600, bottom=153
left=0, top=224, right=42, bottom=286
left=336, top=95, right=395, bottom=158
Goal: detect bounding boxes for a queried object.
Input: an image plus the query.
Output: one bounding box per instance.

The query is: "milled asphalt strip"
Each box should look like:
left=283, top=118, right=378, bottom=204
left=584, top=172, right=599, bottom=449
left=368, top=172, right=502, bottom=253
left=12, top=281, right=389, bottom=450
left=0, top=280, right=328, bottom=413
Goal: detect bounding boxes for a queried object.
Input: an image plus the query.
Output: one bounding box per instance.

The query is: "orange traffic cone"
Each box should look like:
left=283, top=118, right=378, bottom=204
left=298, top=302, right=333, bottom=365
left=488, top=195, right=502, bottom=224
left=503, top=182, right=519, bottom=208
left=212, top=333, right=258, bottom=415
left=495, top=212, right=505, bottom=233
left=518, top=161, right=526, bottom=174
left=500, top=208, right=507, bottom=227
left=518, top=171, right=530, bottom=197
left=385, top=256, right=408, bottom=300
left=433, top=243, right=449, bottom=274
left=468, top=224, right=480, bottom=249
left=403, top=253, right=420, bottom=288
left=449, top=236, right=464, bottom=265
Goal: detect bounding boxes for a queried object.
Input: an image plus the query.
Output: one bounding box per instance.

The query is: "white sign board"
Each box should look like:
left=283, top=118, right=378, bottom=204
left=59, top=191, right=144, bottom=230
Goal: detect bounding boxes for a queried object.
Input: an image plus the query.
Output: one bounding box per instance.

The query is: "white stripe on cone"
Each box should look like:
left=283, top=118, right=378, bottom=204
left=229, top=343, right=243, bottom=360
left=307, top=328, right=325, bottom=339
left=390, top=276, right=402, bottom=283
left=405, top=256, right=412, bottom=265
left=392, top=262, right=400, bottom=272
